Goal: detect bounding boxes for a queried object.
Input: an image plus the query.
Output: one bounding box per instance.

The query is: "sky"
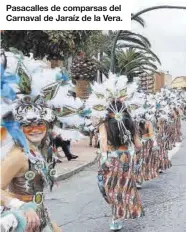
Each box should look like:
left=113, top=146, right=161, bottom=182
left=131, top=0, right=186, bottom=78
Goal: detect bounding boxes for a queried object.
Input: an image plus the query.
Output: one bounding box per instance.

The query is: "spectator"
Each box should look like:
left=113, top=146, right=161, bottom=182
left=53, top=134, right=78, bottom=161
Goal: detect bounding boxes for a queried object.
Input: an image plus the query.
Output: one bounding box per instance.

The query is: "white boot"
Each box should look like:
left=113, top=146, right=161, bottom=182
left=136, top=182, right=142, bottom=189
left=110, top=220, right=123, bottom=231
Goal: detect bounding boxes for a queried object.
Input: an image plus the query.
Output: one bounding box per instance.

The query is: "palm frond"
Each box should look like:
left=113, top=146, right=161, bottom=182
left=120, top=31, right=151, bottom=47
left=117, top=37, right=150, bottom=48
left=128, top=66, right=158, bottom=74
left=131, top=14, right=145, bottom=27
left=117, top=44, right=161, bottom=64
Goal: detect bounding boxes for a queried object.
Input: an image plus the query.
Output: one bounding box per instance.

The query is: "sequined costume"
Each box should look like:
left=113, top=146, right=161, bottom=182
left=98, top=124, right=144, bottom=223
left=2, top=145, right=57, bottom=231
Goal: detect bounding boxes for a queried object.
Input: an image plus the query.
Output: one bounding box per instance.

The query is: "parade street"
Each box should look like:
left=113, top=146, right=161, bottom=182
left=45, top=123, right=186, bottom=232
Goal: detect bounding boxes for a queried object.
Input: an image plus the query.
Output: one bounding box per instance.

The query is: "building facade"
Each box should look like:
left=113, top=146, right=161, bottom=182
left=171, top=76, right=186, bottom=89
left=139, top=72, right=173, bottom=93
left=164, top=72, right=172, bottom=88
left=139, top=73, right=154, bottom=94
left=154, top=72, right=165, bottom=92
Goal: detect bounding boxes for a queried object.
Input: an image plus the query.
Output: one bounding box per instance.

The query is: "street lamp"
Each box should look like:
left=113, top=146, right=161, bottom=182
left=110, top=5, right=186, bottom=73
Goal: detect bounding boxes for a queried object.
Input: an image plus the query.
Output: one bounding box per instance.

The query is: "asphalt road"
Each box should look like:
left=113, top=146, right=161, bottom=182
left=46, top=123, right=186, bottom=232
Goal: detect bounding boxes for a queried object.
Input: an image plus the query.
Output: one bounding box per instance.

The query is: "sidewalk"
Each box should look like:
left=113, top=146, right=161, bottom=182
left=55, top=138, right=98, bottom=181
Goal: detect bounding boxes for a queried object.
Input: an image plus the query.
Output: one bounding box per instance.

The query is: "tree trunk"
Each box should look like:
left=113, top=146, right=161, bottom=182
left=50, top=59, right=63, bottom=68
left=75, top=80, right=90, bottom=99
left=99, top=51, right=103, bottom=83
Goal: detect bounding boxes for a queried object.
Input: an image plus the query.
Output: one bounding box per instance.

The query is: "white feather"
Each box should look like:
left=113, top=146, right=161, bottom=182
left=48, top=87, right=79, bottom=108
left=59, top=115, right=84, bottom=127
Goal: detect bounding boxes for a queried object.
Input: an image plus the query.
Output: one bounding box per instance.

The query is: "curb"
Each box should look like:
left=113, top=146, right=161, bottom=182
left=56, top=156, right=98, bottom=182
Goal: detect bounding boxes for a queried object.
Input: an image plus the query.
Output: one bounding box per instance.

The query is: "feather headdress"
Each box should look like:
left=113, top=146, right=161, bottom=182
left=87, top=73, right=138, bottom=120
left=1, top=51, right=83, bottom=156
left=86, top=73, right=139, bottom=145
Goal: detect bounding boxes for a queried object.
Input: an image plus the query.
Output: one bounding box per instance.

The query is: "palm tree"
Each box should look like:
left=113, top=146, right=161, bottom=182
left=117, top=42, right=161, bottom=64
left=69, top=29, right=160, bottom=83
left=110, top=5, right=186, bottom=72
left=109, top=14, right=146, bottom=72
left=96, top=48, right=159, bottom=82
left=116, top=48, right=159, bottom=82
left=95, top=29, right=160, bottom=80
left=76, top=16, right=147, bottom=82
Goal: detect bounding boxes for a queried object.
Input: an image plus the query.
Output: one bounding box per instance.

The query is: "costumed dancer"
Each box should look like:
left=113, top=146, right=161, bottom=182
left=1, top=51, right=62, bottom=231
left=128, top=93, right=146, bottom=188
left=87, top=74, right=144, bottom=231
left=156, top=97, right=172, bottom=171
left=130, top=93, right=159, bottom=187
left=139, top=100, right=160, bottom=181
left=174, top=102, right=183, bottom=143
left=1, top=96, right=61, bottom=232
